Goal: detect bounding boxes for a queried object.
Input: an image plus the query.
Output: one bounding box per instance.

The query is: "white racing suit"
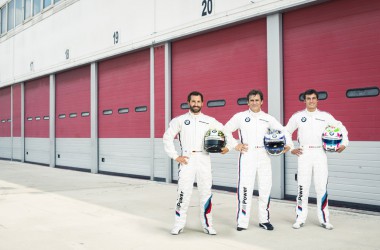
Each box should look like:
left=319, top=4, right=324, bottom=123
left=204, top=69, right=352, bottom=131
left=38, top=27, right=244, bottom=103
left=163, top=111, right=228, bottom=229
left=286, top=109, right=349, bottom=224
left=224, top=110, right=293, bottom=228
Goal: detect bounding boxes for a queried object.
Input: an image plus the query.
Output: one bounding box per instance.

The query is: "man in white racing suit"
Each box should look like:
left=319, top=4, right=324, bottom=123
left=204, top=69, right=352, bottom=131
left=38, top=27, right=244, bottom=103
left=286, top=89, right=349, bottom=230
left=224, top=89, right=293, bottom=231
left=163, top=91, right=229, bottom=235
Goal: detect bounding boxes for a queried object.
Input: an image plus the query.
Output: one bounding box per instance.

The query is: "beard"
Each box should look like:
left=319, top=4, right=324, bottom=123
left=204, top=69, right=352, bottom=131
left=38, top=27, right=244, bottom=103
left=190, top=106, right=201, bottom=114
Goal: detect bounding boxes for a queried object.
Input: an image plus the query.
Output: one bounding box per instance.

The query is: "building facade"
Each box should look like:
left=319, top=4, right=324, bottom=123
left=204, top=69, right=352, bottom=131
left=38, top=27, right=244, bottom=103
left=0, top=0, right=379, bottom=210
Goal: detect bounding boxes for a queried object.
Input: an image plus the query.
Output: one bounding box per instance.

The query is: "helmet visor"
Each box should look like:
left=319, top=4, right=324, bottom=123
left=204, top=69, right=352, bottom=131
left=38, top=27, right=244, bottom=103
left=204, top=139, right=226, bottom=153
left=323, top=139, right=342, bottom=146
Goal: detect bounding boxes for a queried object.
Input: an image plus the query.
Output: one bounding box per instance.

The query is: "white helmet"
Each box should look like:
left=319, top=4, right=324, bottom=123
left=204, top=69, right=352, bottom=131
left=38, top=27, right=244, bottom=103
left=264, top=129, right=286, bottom=156
left=204, top=129, right=226, bottom=153
left=322, top=126, right=343, bottom=152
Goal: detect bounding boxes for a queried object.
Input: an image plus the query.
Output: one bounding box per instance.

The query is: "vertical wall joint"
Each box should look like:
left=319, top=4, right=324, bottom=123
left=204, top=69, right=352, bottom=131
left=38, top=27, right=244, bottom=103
left=90, top=62, right=99, bottom=174
left=49, top=74, right=56, bottom=168
left=267, top=13, right=285, bottom=199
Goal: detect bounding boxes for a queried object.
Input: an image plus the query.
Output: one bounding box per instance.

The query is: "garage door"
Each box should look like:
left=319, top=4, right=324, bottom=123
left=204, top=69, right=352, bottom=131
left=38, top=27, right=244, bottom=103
left=25, top=77, right=50, bottom=165
left=283, top=0, right=380, bottom=208
left=98, top=50, right=151, bottom=178
left=171, top=19, right=267, bottom=189
left=55, top=66, right=91, bottom=170
left=0, top=87, right=11, bottom=159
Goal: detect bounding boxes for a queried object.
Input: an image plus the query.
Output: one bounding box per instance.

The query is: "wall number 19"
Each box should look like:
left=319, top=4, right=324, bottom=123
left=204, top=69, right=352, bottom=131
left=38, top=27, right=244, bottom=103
left=202, top=0, right=213, bottom=16
left=113, top=31, right=119, bottom=44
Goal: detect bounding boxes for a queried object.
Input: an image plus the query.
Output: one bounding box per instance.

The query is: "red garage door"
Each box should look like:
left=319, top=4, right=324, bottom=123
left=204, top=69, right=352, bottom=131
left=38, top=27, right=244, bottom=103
left=171, top=19, right=267, bottom=188
left=24, top=77, right=50, bottom=164
left=0, top=87, right=11, bottom=159
left=55, top=65, right=91, bottom=170
left=98, top=49, right=151, bottom=177
left=154, top=45, right=166, bottom=140
left=12, top=83, right=22, bottom=160
left=283, top=0, right=380, bottom=207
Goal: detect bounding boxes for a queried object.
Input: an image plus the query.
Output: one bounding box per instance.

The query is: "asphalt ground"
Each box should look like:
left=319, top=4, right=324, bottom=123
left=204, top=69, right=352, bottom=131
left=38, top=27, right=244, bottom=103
left=0, top=161, right=379, bottom=250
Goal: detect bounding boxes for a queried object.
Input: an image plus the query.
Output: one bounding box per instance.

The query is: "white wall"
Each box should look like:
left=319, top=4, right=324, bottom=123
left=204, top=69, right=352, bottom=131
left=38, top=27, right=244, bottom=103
left=99, top=138, right=152, bottom=177
left=55, top=138, right=92, bottom=169
left=0, top=0, right=320, bottom=87
left=12, top=136, right=22, bottom=160
left=0, top=137, right=12, bottom=159
left=24, top=137, right=50, bottom=164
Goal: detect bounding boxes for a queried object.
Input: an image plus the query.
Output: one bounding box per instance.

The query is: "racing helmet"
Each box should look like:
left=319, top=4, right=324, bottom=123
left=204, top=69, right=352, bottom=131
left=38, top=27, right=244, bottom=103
left=322, top=126, right=343, bottom=152
left=263, top=129, right=286, bottom=156
left=204, top=129, right=226, bottom=153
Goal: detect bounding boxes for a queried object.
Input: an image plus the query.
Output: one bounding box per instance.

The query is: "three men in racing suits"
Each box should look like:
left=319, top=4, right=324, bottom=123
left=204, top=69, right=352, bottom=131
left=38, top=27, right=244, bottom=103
left=163, top=91, right=230, bottom=235
left=286, top=89, right=349, bottom=230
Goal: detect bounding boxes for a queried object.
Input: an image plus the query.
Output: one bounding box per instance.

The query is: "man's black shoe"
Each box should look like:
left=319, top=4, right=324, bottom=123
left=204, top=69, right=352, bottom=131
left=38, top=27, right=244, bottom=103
left=237, top=227, right=246, bottom=231
left=259, top=223, right=274, bottom=231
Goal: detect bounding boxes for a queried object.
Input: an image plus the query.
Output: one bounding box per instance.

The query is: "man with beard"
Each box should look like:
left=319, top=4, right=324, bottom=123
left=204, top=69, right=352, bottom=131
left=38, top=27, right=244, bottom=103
left=163, top=91, right=229, bottom=235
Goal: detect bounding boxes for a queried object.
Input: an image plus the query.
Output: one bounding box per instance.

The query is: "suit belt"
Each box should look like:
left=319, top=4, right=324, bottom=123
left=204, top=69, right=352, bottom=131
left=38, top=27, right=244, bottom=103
left=301, top=145, right=322, bottom=149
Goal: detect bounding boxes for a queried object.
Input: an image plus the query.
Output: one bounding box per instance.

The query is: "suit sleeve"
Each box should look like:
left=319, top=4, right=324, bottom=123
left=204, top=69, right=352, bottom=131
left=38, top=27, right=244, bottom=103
left=163, top=118, right=181, bottom=160
left=269, top=116, right=295, bottom=150
left=223, top=114, right=240, bottom=150
left=285, top=114, right=298, bottom=136
left=326, top=114, right=349, bottom=147
left=212, top=118, right=234, bottom=151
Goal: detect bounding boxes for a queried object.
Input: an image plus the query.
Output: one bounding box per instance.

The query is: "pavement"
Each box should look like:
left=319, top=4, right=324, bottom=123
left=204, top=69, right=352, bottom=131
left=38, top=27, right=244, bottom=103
left=0, top=160, right=379, bottom=250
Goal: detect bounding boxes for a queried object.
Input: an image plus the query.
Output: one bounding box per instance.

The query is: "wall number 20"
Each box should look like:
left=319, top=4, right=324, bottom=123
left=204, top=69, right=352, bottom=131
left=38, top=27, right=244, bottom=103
left=113, top=31, right=119, bottom=44
left=202, top=0, right=213, bottom=16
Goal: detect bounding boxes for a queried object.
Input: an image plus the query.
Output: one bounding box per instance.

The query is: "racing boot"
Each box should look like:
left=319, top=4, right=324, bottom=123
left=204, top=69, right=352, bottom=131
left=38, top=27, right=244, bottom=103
left=171, top=226, right=184, bottom=235
left=321, top=222, right=334, bottom=230
left=203, top=227, right=217, bottom=235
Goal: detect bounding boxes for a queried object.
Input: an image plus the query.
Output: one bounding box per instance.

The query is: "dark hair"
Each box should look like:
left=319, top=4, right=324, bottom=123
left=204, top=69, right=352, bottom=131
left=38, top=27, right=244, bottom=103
left=187, top=91, right=204, bottom=102
left=246, top=89, right=264, bottom=101
left=303, top=89, right=319, bottom=99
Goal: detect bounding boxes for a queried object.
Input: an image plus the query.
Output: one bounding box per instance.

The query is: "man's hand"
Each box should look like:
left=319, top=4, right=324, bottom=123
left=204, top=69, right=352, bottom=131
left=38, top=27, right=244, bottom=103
left=283, top=145, right=290, bottom=154
left=175, top=156, right=189, bottom=165
left=220, top=147, right=229, bottom=155
left=235, top=143, right=248, bottom=153
left=336, top=145, right=346, bottom=153
left=291, top=148, right=303, bottom=156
